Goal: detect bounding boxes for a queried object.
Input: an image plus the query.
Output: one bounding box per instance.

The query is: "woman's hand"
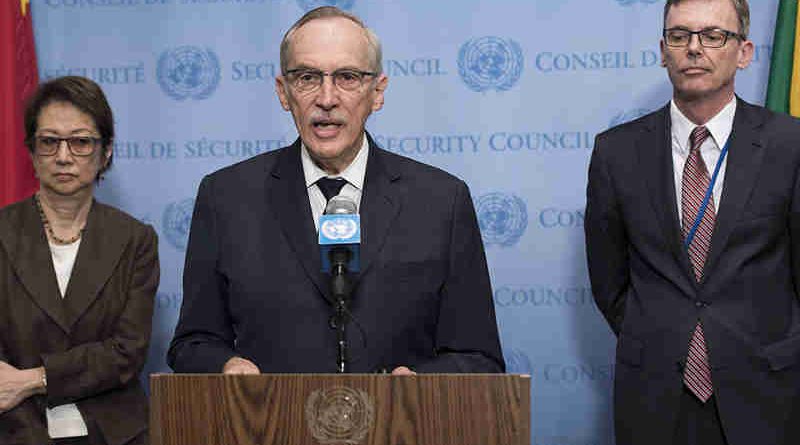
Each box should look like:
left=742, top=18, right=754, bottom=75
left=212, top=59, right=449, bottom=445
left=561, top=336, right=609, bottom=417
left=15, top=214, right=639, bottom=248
left=0, top=361, right=45, bottom=413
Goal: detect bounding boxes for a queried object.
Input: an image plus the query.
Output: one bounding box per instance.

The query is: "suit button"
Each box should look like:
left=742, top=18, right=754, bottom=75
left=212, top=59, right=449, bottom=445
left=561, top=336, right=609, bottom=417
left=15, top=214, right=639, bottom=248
left=695, top=301, right=707, bottom=308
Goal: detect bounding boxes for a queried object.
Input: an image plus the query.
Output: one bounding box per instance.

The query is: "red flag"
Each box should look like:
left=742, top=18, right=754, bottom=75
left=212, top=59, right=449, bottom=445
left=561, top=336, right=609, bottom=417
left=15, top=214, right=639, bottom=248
left=0, top=0, right=39, bottom=208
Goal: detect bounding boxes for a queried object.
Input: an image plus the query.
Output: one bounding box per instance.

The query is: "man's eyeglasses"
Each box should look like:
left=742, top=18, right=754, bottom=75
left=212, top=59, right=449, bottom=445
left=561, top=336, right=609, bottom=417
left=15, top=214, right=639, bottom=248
left=663, top=28, right=744, bottom=48
left=284, top=68, right=377, bottom=93
left=32, top=136, right=102, bottom=157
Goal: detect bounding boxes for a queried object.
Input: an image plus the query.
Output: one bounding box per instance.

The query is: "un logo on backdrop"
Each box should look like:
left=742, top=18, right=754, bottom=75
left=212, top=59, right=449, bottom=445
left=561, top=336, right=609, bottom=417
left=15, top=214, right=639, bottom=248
left=616, top=0, right=659, bottom=5
left=162, top=199, right=195, bottom=250
left=458, top=37, right=523, bottom=92
left=297, top=0, right=354, bottom=11
left=157, top=46, right=221, bottom=101
left=505, top=349, right=533, bottom=375
left=476, top=193, right=528, bottom=247
left=608, top=108, right=651, bottom=128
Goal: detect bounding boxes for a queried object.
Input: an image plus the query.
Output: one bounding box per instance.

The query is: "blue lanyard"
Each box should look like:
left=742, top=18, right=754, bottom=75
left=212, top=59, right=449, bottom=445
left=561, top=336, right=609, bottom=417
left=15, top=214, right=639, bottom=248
left=683, top=137, right=730, bottom=248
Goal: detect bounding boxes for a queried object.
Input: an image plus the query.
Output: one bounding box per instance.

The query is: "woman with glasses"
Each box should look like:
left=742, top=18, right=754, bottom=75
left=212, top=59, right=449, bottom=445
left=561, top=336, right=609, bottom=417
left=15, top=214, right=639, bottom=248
left=0, top=76, right=159, bottom=445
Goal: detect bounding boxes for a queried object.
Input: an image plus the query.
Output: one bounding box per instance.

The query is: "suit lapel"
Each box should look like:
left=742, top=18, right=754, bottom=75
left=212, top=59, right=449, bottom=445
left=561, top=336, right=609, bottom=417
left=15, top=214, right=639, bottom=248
left=638, top=106, right=697, bottom=295
left=356, top=134, right=402, bottom=280
left=0, top=198, right=70, bottom=333
left=62, top=201, right=130, bottom=329
left=267, top=141, right=331, bottom=302
left=702, top=99, right=766, bottom=281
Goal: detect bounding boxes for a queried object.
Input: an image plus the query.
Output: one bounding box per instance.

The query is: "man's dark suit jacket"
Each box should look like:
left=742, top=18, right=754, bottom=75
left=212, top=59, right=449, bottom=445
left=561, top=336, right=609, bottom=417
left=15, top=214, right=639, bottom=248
left=0, top=197, right=159, bottom=445
left=585, top=98, right=800, bottom=445
left=168, top=135, right=504, bottom=374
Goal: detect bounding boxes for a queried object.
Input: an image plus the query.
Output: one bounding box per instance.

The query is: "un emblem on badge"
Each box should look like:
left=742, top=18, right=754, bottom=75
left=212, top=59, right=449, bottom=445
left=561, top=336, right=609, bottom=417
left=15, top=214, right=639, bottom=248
left=505, top=349, right=533, bottom=375
left=305, top=386, right=374, bottom=444
left=321, top=217, right=358, bottom=241
left=162, top=199, right=195, bottom=250
left=458, top=36, right=524, bottom=92
left=157, top=46, right=220, bottom=101
left=476, top=193, right=528, bottom=247
left=297, top=0, right=354, bottom=11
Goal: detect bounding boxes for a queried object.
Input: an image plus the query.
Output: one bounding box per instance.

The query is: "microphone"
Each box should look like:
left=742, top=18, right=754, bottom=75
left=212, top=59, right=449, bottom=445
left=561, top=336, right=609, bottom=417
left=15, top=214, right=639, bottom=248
left=318, top=195, right=360, bottom=373
left=319, top=196, right=360, bottom=276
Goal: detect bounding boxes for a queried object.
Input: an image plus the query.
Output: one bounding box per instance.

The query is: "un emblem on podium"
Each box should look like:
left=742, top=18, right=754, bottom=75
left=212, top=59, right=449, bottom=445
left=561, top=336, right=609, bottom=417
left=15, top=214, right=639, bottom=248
left=458, top=36, right=523, bottom=92
left=476, top=193, right=528, bottom=247
left=306, top=386, right=374, bottom=444
left=157, top=46, right=220, bottom=101
left=162, top=198, right=195, bottom=250
left=297, top=0, right=355, bottom=11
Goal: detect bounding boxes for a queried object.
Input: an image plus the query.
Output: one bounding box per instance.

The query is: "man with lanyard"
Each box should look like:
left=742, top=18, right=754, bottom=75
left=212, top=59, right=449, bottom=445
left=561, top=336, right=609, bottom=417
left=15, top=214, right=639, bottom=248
left=585, top=0, right=800, bottom=444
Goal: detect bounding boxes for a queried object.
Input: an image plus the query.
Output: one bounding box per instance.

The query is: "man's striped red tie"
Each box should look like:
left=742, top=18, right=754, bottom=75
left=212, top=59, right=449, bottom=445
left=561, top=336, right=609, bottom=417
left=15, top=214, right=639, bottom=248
left=681, top=125, right=714, bottom=403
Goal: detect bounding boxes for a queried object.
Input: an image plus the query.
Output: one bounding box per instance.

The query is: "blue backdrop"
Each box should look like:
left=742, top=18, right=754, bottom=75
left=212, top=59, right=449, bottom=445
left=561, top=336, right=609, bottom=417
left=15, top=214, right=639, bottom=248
left=30, top=1, right=781, bottom=444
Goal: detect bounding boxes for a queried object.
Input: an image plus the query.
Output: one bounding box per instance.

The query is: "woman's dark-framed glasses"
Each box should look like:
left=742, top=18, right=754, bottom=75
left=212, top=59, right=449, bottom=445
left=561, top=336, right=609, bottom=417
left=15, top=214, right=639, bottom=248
left=663, top=28, right=744, bottom=48
left=33, top=136, right=102, bottom=157
left=285, top=68, right=377, bottom=93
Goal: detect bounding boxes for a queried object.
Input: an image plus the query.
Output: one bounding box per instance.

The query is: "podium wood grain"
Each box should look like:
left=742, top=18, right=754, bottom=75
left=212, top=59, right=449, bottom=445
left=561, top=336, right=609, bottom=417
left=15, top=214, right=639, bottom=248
left=150, top=374, right=530, bottom=445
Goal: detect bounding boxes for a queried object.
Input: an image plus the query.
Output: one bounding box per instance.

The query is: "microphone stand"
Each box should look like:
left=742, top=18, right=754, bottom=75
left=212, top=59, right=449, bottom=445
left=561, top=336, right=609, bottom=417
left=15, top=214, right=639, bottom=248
left=330, top=247, right=352, bottom=373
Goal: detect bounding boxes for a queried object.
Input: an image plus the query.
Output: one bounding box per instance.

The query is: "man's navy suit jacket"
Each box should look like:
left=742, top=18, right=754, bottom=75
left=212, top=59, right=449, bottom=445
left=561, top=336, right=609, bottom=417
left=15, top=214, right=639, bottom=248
left=168, top=134, right=504, bottom=374
left=586, top=99, right=800, bottom=445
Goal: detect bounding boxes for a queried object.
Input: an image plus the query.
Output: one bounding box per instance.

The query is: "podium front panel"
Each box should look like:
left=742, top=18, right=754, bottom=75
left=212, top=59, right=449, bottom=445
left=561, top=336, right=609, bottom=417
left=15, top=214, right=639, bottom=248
left=151, top=373, right=530, bottom=445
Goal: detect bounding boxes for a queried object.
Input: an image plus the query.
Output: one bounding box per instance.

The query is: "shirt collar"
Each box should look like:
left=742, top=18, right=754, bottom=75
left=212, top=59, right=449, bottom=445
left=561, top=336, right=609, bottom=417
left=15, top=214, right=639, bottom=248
left=670, top=97, right=737, bottom=154
left=301, top=134, right=369, bottom=190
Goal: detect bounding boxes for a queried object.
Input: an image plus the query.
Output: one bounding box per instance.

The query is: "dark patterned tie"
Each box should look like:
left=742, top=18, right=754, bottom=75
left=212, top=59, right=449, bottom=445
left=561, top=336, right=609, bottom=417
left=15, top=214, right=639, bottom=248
left=681, top=125, right=714, bottom=402
left=316, top=177, right=347, bottom=202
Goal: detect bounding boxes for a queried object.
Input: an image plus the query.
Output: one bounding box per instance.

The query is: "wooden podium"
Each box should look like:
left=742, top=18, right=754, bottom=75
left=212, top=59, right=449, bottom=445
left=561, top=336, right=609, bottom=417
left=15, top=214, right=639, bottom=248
left=150, top=373, right=530, bottom=445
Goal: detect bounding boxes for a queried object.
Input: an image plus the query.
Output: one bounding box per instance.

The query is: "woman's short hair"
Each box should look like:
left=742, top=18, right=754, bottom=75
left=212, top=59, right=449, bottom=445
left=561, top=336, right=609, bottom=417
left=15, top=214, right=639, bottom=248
left=24, top=75, right=114, bottom=179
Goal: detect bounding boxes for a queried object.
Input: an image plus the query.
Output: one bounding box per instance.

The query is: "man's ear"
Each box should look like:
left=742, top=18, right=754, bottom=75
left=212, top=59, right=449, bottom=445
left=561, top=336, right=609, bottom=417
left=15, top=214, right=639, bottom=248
left=736, top=39, right=754, bottom=70
left=371, top=74, right=388, bottom=112
left=276, top=75, right=292, bottom=111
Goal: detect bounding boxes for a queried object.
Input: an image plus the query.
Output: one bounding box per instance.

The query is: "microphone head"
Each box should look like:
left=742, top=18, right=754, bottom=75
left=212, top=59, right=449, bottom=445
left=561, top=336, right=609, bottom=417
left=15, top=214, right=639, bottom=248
left=325, top=195, right=357, bottom=215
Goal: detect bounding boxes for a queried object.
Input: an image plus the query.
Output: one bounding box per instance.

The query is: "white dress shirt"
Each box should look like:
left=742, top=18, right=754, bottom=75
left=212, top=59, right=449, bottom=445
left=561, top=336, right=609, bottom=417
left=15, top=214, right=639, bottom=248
left=301, top=135, right=369, bottom=231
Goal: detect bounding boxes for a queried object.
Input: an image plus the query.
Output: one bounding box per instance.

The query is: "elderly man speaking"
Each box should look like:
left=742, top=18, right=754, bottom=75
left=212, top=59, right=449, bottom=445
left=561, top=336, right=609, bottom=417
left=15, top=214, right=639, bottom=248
left=168, top=7, right=504, bottom=377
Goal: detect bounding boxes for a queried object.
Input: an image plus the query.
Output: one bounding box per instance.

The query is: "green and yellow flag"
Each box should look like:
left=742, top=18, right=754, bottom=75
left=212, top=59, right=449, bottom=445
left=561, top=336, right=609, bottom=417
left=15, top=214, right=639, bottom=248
left=766, top=0, right=800, bottom=117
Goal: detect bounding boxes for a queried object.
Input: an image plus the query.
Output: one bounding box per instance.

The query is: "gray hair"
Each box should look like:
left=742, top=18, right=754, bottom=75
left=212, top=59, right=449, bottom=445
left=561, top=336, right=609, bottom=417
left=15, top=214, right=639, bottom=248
left=279, top=6, right=383, bottom=75
left=664, top=0, right=750, bottom=39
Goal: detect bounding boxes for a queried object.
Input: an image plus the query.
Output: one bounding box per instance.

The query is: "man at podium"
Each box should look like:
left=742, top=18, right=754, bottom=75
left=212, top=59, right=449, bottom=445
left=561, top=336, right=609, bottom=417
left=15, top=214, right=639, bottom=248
left=168, top=7, right=504, bottom=376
